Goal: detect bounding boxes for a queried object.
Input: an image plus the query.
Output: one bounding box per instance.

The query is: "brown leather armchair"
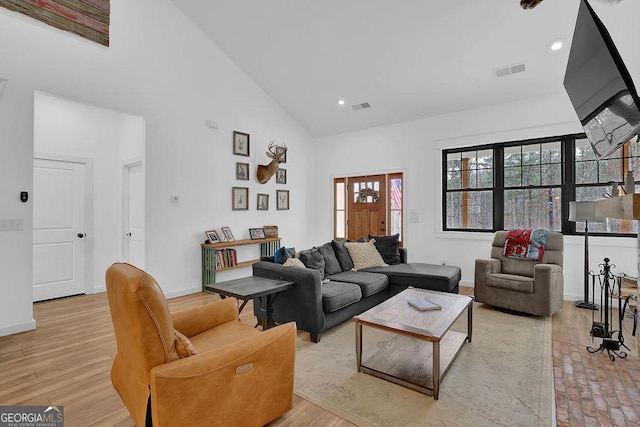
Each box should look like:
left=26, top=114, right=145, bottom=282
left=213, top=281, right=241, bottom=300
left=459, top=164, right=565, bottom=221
left=474, top=231, right=564, bottom=316
left=106, top=263, right=296, bottom=427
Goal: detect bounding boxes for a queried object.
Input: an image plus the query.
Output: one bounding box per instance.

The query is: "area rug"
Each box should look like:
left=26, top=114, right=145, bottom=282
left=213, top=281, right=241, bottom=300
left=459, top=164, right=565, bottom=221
left=293, top=303, right=553, bottom=427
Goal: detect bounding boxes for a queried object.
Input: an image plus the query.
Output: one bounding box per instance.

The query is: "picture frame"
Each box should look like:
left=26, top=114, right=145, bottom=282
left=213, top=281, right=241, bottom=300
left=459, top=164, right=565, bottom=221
left=236, top=162, right=249, bottom=180
left=205, top=230, right=221, bottom=244
left=249, top=228, right=266, bottom=240
left=221, top=226, right=235, bottom=242
left=276, top=190, right=290, bottom=210
left=263, top=225, right=278, bottom=238
left=257, top=193, right=269, bottom=210
left=276, top=168, right=287, bottom=184
left=275, top=145, right=287, bottom=163
left=233, top=131, right=250, bottom=156
left=232, top=187, right=249, bottom=210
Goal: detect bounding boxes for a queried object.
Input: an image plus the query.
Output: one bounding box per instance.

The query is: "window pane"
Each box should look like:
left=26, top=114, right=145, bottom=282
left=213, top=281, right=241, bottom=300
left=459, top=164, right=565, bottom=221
left=390, top=210, right=402, bottom=237
left=541, top=141, right=561, bottom=163
left=504, top=166, right=521, bottom=187
left=447, top=153, right=461, bottom=171
left=445, top=191, right=492, bottom=229
left=542, top=163, right=562, bottom=185
left=504, top=146, right=521, bottom=167
left=598, top=158, right=622, bottom=183
left=447, top=171, right=461, bottom=190
left=504, top=188, right=561, bottom=231
left=390, top=178, right=402, bottom=210
left=522, top=145, right=540, bottom=166
left=461, top=151, right=477, bottom=169
left=522, top=165, right=540, bottom=186
left=576, top=138, right=596, bottom=161
left=336, top=182, right=345, bottom=210
left=477, top=150, right=493, bottom=169
left=336, top=211, right=345, bottom=238
left=576, top=160, right=598, bottom=184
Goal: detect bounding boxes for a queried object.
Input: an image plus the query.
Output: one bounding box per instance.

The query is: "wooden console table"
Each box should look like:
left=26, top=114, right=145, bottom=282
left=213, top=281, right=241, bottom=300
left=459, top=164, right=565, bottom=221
left=201, top=238, right=281, bottom=288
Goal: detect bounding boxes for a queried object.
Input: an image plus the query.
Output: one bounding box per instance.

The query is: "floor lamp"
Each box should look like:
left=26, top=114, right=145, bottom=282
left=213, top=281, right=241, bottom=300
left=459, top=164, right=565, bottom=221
left=569, top=201, right=605, bottom=310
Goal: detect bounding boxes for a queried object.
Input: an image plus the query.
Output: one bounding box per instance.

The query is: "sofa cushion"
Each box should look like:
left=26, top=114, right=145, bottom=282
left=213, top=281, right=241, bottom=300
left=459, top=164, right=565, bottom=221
left=368, top=233, right=401, bottom=265
left=363, top=263, right=461, bottom=293
left=321, top=281, right=362, bottom=313
left=332, top=239, right=354, bottom=271
left=327, top=270, right=388, bottom=298
left=298, top=247, right=325, bottom=279
left=345, top=240, right=388, bottom=270
left=321, top=242, right=342, bottom=276
left=486, top=273, right=535, bottom=294
left=283, top=258, right=305, bottom=268
left=274, top=247, right=296, bottom=264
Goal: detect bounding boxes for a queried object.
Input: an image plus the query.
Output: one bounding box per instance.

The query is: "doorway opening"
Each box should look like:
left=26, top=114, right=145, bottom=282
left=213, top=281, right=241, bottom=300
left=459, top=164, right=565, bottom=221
left=33, top=91, right=145, bottom=301
left=334, top=173, right=403, bottom=242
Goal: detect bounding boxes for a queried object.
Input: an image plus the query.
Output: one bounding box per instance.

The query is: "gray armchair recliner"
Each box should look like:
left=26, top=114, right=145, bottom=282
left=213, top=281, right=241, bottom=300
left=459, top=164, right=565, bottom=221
left=474, top=230, right=564, bottom=316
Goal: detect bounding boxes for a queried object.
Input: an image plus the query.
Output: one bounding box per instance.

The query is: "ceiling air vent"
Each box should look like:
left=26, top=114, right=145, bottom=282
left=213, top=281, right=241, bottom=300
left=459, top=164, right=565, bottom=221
left=495, top=62, right=526, bottom=78
left=352, top=102, right=371, bottom=111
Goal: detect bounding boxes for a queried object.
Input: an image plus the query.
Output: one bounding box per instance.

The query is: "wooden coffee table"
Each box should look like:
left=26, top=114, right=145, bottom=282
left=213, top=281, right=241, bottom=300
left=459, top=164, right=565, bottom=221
left=353, top=288, right=473, bottom=400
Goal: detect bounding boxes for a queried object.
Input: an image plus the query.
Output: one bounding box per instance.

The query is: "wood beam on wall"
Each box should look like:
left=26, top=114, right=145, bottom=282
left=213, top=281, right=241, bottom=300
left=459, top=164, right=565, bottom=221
left=0, top=0, right=110, bottom=46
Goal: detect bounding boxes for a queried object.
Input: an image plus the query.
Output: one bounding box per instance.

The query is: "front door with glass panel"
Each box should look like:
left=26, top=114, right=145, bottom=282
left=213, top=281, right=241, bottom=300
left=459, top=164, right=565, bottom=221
left=347, top=175, right=387, bottom=240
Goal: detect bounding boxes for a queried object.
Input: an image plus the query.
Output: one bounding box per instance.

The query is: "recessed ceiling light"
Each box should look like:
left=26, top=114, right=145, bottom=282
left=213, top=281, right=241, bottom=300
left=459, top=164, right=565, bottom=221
left=337, top=98, right=345, bottom=106
left=550, top=40, right=564, bottom=51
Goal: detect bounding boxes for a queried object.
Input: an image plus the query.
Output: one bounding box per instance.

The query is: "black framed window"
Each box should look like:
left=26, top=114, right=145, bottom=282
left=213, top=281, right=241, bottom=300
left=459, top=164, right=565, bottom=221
left=442, top=134, right=638, bottom=236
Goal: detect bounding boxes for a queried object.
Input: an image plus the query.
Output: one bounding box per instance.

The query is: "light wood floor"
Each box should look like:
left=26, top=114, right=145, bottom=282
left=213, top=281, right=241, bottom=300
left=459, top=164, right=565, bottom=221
left=0, top=287, right=636, bottom=426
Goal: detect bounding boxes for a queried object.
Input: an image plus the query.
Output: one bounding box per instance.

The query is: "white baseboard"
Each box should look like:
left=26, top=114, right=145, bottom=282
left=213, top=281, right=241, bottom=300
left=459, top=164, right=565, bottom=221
left=0, top=319, right=36, bottom=337
left=165, top=286, right=204, bottom=299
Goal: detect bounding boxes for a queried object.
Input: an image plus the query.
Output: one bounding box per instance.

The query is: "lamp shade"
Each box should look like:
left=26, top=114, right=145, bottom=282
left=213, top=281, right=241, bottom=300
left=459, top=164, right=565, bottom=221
left=568, top=201, right=606, bottom=222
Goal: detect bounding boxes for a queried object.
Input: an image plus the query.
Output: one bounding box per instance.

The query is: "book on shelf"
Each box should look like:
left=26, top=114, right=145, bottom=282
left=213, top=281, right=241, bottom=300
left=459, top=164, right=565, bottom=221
left=408, top=297, right=442, bottom=311
left=214, top=248, right=237, bottom=269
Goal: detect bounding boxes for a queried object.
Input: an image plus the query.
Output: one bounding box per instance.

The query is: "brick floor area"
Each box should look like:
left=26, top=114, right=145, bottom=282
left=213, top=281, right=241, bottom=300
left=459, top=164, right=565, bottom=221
left=554, top=341, right=640, bottom=426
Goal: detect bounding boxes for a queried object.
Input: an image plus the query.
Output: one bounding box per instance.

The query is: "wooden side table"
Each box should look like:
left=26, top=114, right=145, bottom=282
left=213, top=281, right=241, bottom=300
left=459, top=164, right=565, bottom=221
left=205, top=276, right=294, bottom=329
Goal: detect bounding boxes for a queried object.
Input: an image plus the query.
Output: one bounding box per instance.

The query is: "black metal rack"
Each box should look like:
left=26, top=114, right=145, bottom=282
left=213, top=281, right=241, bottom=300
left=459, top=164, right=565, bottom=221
left=587, top=258, right=630, bottom=361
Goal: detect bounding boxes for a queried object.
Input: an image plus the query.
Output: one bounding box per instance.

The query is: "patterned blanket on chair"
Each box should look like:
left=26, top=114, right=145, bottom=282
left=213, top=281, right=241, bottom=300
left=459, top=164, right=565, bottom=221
left=503, top=228, right=547, bottom=261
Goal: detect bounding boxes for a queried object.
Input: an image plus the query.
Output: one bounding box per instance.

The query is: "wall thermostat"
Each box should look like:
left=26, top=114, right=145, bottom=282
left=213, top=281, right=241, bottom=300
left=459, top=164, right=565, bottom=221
left=20, top=191, right=28, bottom=203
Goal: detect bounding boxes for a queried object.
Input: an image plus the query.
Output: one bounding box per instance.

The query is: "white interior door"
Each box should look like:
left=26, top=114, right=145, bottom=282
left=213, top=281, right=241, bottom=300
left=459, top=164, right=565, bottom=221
left=123, top=161, right=144, bottom=268
left=33, top=158, right=86, bottom=301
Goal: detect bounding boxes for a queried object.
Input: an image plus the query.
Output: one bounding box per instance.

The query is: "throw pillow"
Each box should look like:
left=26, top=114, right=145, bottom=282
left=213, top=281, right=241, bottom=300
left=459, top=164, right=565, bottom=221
left=298, top=247, right=326, bottom=278
left=174, top=329, right=197, bottom=358
left=344, top=240, right=388, bottom=270
left=332, top=239, right=354, bottom=271
left=274, top=247, right=296, bottom=264
left=368, top=233, right=401, bottom=265
left=321, top=242, right=342, bottom=276
left=283, top=258, right=305, bottom=268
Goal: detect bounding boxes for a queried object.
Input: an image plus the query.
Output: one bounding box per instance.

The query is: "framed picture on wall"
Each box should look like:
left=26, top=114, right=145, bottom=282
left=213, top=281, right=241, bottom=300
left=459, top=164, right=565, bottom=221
left=232, top=187, right=249, bottom=210
left=276, top=168, right=286, bottom=184
left=233, top=131, right=250, bottom=156
left=276, top=190, right=289, bottom=210
left=236, top=162, right=249, bottom=180
left=257, top=193, right=269, bottom=210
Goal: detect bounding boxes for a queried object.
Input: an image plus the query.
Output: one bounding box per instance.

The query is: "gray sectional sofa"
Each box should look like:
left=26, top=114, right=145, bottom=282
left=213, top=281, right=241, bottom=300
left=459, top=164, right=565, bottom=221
left=252, top=237, right=461, bottom=342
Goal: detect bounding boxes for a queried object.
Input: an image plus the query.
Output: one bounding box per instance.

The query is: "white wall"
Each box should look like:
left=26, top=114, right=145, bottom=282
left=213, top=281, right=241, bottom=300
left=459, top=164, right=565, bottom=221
left=313, top=0, right=640, bottom=301
left=0, top=0, right=315, bottom=336
left=34, top=91, right=145, bottom=294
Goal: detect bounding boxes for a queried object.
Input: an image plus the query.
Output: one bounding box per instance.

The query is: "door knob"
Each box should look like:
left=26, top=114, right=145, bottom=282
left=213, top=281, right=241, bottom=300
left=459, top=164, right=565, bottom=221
left=78, top=233, right=85, bottom=238
left=126, top=232, right=132, bottom=237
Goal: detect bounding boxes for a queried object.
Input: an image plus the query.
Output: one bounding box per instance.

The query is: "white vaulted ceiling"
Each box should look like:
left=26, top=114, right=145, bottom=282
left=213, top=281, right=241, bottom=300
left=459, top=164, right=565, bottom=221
left=166, top=0, right=625, bottom=138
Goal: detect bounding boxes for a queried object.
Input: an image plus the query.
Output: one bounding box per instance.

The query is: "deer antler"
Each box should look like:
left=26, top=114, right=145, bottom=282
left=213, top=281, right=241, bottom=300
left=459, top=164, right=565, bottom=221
left=520, top=0, right=543, bottom=9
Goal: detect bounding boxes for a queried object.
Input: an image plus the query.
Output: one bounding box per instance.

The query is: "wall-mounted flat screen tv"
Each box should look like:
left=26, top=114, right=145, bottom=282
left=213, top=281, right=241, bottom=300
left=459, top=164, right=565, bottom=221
left=563, top=0, right=640, bottom=159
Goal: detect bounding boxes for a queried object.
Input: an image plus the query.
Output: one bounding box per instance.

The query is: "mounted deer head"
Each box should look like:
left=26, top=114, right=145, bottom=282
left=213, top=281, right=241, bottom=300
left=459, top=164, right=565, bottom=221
left=256, top=141, right=287, bottom=184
